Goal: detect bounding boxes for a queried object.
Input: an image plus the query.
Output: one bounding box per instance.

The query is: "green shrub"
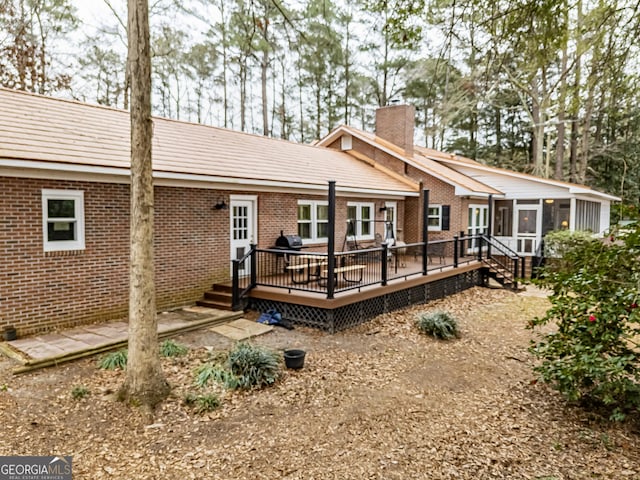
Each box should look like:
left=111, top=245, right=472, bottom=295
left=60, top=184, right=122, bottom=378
left=98, top=349, right=128, bottom=370
left=416, top=310, right=459, bottom=340
left=194, top=343, right=282, bottom=391
left=160, top=339, right=188, bottom=357
left=195, top=362, right=236, bottom=389
left=531, top=219, right=640, bottom=420
left=184, top=392, right=221, bottom=413
left=71, top=385, right=90, bottom=399
left=227, top=342, right=282, bottom=389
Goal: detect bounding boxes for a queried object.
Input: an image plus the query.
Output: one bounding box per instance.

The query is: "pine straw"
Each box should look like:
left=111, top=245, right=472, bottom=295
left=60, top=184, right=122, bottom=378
left=1, top=287, right=639, bottom=479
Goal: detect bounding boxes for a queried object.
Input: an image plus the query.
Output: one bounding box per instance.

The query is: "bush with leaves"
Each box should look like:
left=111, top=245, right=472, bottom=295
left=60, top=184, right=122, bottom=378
left=160, top=339, right=188, bottom=357
left=183, top=392, right=221, bottom=413
left=98, top=349, right=128, bottom=370
left=416, top=310, right=459, bottom=340
left=195, top=342, right=282, bottom=391
left=531, top=224, right=640, bottom=420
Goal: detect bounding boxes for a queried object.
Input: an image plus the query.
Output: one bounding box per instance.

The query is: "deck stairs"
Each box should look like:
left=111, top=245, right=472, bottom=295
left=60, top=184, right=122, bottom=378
left=197, top=283, right=234, bottom=311
left=482, top=257, right=517, bottom=289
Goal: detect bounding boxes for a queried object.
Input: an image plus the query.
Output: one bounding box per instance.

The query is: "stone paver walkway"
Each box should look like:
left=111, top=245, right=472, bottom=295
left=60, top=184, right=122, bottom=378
left=0, top=307, right=242, bottom=370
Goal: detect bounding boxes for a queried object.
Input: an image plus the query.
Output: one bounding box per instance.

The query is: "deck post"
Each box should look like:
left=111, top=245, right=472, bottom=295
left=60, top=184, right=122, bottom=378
left=453, top=235, right=459, bottom=267
left=250, top=243, right=257, bottom=288
left=381, top=243, right=388, bottom=286
left=231, top=260, right=240, bottom=309
left=422, top=189, right=429, bottom=275
left=327, top=180, right=336, bottom=299
left=487, top=194, right=493, bottom=259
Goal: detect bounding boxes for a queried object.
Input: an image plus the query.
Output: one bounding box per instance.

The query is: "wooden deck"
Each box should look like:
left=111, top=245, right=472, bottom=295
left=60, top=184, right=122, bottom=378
left=249, top=260, right=483, bottom=309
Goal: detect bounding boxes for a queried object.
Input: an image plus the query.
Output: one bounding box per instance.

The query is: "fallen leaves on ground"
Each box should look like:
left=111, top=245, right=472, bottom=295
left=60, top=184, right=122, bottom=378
left=1, top=286, right=639, bottom=479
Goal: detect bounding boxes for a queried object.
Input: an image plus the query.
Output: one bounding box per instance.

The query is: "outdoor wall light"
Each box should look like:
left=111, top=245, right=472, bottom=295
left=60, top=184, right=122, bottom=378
left=379, top=206, right=388, bottom=212
left=544, top=199, right=555, bottom=204
left=213, top=199, right=228, bottom=210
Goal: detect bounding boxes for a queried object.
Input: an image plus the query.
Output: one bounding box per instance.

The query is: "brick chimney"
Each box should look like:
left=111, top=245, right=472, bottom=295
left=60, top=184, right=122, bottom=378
left=375, top=104, right=415, bottom=156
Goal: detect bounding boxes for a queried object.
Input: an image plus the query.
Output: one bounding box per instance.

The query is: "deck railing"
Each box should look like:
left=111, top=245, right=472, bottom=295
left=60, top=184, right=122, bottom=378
left=231, top=236, right=493, bottom=309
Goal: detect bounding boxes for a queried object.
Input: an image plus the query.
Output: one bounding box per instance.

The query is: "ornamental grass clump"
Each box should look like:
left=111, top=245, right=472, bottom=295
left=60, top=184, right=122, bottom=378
left=98, top=349, right=128, bottom=370
left=194, top=342, right=282, bottom=391
left=183, top=392, right=221, bottom=414
left=160, top=339, right=188, bottom=357
left=416, top=310, right=459, bottom=340
left=227, top=342, right=282, bottom=389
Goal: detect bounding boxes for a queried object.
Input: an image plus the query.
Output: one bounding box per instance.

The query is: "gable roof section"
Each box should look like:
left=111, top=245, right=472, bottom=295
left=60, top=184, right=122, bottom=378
left=414, top=146, right=621, bottom=202
left=0, top=88, right=416, bottom=196
left=318, top=125, right=501, bottom=197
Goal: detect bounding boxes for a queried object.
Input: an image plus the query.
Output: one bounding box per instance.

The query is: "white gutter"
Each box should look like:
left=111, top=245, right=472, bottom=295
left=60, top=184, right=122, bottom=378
left=0, top=159, right=419, bottom=198
left=436, top=157, right=621, bottom=202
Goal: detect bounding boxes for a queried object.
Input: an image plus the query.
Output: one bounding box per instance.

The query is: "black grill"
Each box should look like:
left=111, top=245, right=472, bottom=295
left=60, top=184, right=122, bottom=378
left=275, top=231, right=303, bottom=251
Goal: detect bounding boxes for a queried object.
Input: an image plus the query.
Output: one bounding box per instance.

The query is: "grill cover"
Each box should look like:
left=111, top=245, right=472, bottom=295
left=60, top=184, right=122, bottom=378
left=275, top=232, right=303, bottom=250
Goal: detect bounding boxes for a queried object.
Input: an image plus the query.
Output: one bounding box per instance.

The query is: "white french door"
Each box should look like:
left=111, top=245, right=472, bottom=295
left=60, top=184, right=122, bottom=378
left=230, top=195, right=257, bottom=277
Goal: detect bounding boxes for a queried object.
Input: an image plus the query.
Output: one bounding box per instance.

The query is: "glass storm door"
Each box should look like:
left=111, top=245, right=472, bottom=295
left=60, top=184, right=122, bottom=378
left=230, top=198, right=256, bottom=277
left=515, top=204, right=541, bottom=254
left=467, top=204, right=488, bottom=251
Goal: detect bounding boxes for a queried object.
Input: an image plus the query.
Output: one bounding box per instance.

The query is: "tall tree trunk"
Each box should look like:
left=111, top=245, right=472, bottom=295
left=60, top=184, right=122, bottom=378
left=120, top=0, right=169, bottom=413
left=569, top=0, right=582, bottom=183
left=554, top=4, right=569, bottom=180
left=343, top=16, right=351, bottom=125
left=261, top=49, right=269, bottom=136
left=240, top=62, right=247, bottom=131
left=219, top=0, right=229, bottom=128
left=530, top=79, right=545, bottom=175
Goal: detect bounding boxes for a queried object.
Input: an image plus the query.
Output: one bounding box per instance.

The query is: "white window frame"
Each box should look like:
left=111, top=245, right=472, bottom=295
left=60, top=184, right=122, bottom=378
left=297, top=200, right=328, bottom=244
left=427, top=205, right=442, bottom=231
left=347, top=202, right=375, bottom=240
left=42, top=189, right=85, bottom=252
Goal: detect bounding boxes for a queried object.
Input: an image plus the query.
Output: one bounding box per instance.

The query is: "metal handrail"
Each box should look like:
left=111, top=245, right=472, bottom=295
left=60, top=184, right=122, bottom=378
left=480, top=234, right=519, bottom=259
left=231, top=244, right=256, bottom=310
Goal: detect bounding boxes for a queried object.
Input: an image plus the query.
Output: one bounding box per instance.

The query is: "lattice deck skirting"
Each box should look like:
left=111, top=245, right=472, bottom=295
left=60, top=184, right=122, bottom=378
left=248, top=270, right=482, bottom=333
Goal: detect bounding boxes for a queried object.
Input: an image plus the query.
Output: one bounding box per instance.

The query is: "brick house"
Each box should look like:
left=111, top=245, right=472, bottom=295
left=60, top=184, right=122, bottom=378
left=0, top=90, right=618, bottom=335
left=0, top=88, right=418, bottom=335
left=318, top=104, right=619, bottom=256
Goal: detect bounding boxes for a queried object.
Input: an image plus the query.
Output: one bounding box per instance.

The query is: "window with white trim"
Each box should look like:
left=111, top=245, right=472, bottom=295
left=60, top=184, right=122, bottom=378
left=297, top=200, right=328, bottom=243
left=42, top=189, right=85, bottom=252
left=428, top=205, right=442, bottom=231
left=347, top=202, right=374, bottom=239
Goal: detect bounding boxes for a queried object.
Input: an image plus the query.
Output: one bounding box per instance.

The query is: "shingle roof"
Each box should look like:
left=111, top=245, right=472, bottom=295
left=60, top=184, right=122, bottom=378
left=0, top=88, right=415, bottom=194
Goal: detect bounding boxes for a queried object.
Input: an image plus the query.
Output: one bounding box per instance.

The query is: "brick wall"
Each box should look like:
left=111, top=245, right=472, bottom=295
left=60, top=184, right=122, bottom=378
left=0, top=177, right=231, bottom=335
left=1, top=176, right=406, bottom=335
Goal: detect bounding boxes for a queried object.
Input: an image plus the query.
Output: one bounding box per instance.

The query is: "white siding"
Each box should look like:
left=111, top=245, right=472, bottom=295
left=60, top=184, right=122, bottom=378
left=453, top=167, right=570, bottom=199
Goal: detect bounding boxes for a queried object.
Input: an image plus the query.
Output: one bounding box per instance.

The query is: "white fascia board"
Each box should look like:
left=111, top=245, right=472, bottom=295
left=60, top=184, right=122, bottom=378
left=439, top=158, right=621, bottom=202
left=1, top=159, right=417, bottom=198
left=454, top=186, right=505, bottom=198
left=569, top=186, right=620, bottom=201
